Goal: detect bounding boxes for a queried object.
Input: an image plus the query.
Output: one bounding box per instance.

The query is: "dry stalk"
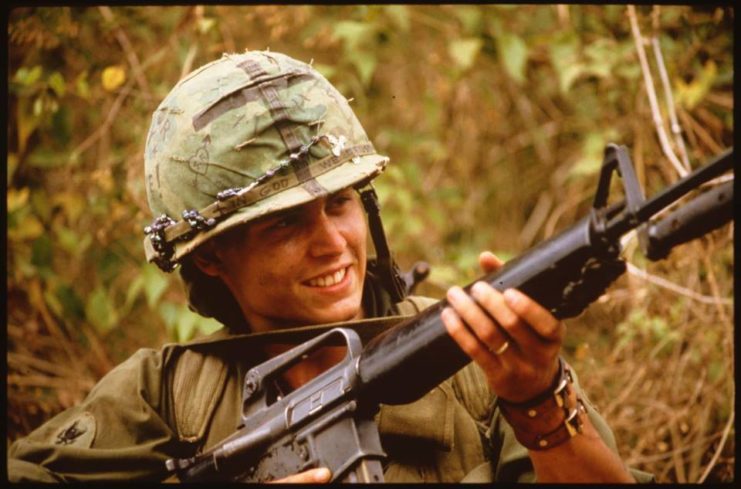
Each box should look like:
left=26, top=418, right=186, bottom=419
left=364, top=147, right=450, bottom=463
left=628, top=431, right=722, bottom=465
left=677, top=109, right=725, bottom=155
left=27, top=280, right=80, bottom=375
left=625, top=262, right=732, bottom=306
left=180, top=44, right=199, bottom=81
left=604, top=364, right=647, bottom=419
left=626, top=5, right=688, bottom=178
left=7, top=352, right=81, bottom=378
left=651, top=36, right=690, bottom=169
left=698, top=408, right=735, bottom=482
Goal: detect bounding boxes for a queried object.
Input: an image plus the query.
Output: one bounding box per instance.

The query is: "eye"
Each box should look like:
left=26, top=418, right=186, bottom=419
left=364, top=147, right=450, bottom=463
left=328, top=190, right=354, bottom=210
left=270, top=214, right=298, bottom=230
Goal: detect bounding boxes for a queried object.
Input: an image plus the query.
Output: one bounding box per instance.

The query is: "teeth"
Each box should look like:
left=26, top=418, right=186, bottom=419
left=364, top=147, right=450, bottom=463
left=308, top=267, right=346, bottom=287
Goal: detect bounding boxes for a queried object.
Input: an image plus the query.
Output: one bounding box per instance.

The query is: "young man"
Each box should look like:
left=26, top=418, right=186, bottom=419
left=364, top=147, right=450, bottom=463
left=8, top=51, right=650, bottom=482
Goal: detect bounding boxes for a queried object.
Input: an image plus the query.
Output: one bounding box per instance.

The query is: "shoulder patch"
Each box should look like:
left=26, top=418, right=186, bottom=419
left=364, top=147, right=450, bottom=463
left=52, top=411, right=96, bottom=448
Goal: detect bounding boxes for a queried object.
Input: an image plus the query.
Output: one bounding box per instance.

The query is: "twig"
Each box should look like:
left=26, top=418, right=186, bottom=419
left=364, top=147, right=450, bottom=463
left=625, top=262, right=733, bottom=306
left=677, top=108, right=725, bottom=155
left=627, top=5, right=688, bottom=178
left=627, top=431, right=723, bottom=465
left=698, top=408, right=734, bottom=482
left=27, top=280, right=80, bottom=374
left=604, top=364, right=647, bottom=418
left=69, top=78, right=134, bottom=161
left=98, top=6, right=152, bottom=100
left=651, top=36, right=690, bottom=170
left=180, top=44, right=199, bottom=81
left=8, top=374, right=94, bottom=390
left=519, top=192, right=553, bottom=247
left=69, top=47, right=168, bottom=161
left=7, top=352, right=81, bottom=378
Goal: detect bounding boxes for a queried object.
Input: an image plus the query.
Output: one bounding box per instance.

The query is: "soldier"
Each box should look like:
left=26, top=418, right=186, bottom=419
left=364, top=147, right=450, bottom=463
left=8, top=51, right=652, bottom=482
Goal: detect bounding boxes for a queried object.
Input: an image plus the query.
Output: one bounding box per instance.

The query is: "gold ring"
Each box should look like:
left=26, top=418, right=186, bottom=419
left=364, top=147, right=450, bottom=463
left=492, top=341, right=510, bottom=355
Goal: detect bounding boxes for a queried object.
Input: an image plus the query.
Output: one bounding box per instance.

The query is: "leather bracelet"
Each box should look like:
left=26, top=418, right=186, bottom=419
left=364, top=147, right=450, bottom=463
left=498, top=358, right=586, bottom=450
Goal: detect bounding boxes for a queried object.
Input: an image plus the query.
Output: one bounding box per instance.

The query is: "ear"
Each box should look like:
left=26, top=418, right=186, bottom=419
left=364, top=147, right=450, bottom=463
left=191, top=240, right=223, bottom=278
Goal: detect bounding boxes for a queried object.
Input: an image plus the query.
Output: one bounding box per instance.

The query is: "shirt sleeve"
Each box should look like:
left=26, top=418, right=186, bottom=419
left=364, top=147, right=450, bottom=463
left=7, top=347, right=187, bottom=482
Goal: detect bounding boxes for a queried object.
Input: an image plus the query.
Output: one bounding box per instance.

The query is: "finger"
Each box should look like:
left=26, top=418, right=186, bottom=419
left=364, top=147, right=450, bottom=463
left=503, top=288, right=564, bottom=342
left=479, top=251, right=504, bottom=274
left=470, top=281, right=553, bottom=356
left=441, top=307, right=500, bottom=371
left=272, top=467, right=331, bottom=483
left=446, top=286, right=510, bottom=354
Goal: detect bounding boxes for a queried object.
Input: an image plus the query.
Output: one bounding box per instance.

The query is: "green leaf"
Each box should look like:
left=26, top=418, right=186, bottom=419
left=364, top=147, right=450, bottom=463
left=453, top=6, right=483, bottom=35
left=56, top=284, right=86, bottom=320
left=143, top=264, right=170, bottom=307
left=333, top=21, right=375, bottom=53
left=8, top=153, right=19, bottom=185
left=175, top=307, right=198, bottom=342
left=31, top=235, right=53, bottom=269
left=27, top=148, right=66, bottom=169
left=9, top=214, right=44, bottom=240
left=55, top=226, right=92, bottom=256
left=448, top=38, right=483, bottom=71
left=48, top=71, right=66, bottom=97
left=675, top=60, right=718, bottom=110
left=569, top=130, right=618, bottom=179
left=7, top=187, right=30, bottom=213
left=52, top=191, right=86, bottom=221
left=383, top=5, right=410, bottom=32
left=498, top=32, right=528, bottom=84
left=74, top=71, right=91, bottom=100
left=14, top=65, right=43, bottom=86
left=352, top=51, right=377, bottom=87
left=196, top=316, right=223, bottom=337
left=549, top=34, right=582, bottom=93
left=86, top=286, right=118, bottom=334
left=313, top=63, right=337, bottom=80
left=124, top=272, right=145, bottom=311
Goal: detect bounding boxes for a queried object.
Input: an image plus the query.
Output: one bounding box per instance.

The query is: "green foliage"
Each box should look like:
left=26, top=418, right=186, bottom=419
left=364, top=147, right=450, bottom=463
left=7, top=5, right=734, bottom=480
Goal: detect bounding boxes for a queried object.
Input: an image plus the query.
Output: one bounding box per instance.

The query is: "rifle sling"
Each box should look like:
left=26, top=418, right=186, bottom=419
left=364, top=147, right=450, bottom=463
left=179, top=314, right=413, bottom=351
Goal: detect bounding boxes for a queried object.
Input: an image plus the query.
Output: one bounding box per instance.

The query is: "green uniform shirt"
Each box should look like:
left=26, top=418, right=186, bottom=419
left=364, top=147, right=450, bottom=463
left=8, top=277, right=653, bottom=482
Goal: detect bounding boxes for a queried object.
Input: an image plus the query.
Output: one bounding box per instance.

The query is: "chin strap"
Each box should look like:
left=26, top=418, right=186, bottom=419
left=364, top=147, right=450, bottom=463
left=357, top=183, right=429, bottom=303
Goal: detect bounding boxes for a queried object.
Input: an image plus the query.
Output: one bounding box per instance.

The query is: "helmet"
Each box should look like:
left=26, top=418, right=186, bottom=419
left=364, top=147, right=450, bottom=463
left=143, top=50, right=388, bottom=272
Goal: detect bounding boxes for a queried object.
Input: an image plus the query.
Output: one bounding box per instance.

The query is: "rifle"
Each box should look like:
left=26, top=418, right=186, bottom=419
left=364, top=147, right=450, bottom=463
left=165, top=144, right=733, bottom=482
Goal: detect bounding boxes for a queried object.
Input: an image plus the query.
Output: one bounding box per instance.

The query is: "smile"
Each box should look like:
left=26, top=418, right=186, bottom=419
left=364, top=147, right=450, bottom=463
left=305, top=266, right=348, bottom=288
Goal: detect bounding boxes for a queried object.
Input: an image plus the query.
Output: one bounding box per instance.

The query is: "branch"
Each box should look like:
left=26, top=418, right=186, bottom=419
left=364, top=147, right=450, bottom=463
left=651, top=36, right=691, bottom=170
left=627, top=5, right=688, bottom=178
left=69, top=47, right=169, bottom=161
left=625, top=262, right=733, bottom=306
left=98, top=6, right=152, bottom=100
left=698, top=408, right=734, bottom=482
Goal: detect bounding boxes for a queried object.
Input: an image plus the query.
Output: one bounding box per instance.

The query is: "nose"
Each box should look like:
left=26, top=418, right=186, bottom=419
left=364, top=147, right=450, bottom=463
left=309, top=212, right=347, bottom=257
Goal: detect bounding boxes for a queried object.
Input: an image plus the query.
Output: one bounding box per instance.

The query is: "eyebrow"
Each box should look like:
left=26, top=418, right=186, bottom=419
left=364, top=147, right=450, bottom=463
left=253, top=187, right=355, bottom=225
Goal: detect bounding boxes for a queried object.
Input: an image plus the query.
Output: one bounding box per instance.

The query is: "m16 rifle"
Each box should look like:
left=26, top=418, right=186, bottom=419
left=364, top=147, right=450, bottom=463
left=166, top=144, right=733, bottom=482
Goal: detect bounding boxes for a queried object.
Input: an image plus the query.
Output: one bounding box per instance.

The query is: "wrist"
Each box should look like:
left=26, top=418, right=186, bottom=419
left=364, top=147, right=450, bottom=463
left=498, top=357, right=586, bottom=450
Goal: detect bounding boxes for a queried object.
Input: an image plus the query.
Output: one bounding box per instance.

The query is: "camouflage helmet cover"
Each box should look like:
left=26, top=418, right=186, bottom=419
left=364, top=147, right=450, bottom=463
left=143, top=50, right=388, bottom=271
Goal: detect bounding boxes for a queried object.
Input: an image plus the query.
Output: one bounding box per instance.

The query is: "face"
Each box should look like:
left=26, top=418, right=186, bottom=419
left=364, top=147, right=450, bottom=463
left=209, top=188, right=367, bottom=332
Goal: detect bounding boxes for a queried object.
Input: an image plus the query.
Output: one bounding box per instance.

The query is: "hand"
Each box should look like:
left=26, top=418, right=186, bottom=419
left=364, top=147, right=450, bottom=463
left=271, top=467, right=331, bottom=483
left=441, top=251, right=564, bottom=403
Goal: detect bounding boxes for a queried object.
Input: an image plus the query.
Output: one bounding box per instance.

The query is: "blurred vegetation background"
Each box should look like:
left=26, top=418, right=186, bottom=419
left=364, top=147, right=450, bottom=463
left=6, top=5, right=734, bottom=482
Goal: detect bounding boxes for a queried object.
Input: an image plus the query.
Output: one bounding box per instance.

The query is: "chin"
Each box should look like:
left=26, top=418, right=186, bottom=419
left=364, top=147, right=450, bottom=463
left=316, top=300, right=362, bottom=324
